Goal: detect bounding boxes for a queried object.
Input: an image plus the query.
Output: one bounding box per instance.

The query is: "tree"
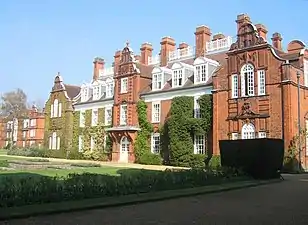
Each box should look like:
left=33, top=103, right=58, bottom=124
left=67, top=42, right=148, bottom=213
left=0, top=88, right=28, bottom=119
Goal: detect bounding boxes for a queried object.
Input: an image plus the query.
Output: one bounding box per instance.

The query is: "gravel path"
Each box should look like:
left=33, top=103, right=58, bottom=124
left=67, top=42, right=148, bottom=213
left=3, top=174, right=308, bottom=225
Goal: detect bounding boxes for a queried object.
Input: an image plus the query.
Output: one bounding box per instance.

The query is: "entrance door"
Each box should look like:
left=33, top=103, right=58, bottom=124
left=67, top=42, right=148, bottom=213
left=119, top=136, right=130, bottom=163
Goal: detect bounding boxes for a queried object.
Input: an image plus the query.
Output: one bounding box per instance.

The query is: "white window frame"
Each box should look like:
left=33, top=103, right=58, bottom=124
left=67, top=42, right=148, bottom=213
left=106, top=82, right=114, bottom=98
left=257, top=70, right=266, bottom=95
left=23, top=119, right=29, bottom=128
left=258, top=131, right=267, bottom=138
left=241, top=64, right=255, bottom=97
left=29, top=129, right=35, bottom=138
left=81, top=87, right=89, bottom=102
left=151, top=133, right=160, bottom=154
left=121, top=78, right=128, bottom=93
left=52, top=132, right=57, bottom=150
left=241, top=123, right=255, bottom=139
left=53, top=99, right=59, bottom=117
left=90, top=137, right=95, bottom=151
left=194, top=96, right=201, bottom=118
left=153, top=73, right=163, bottom=90
left=93, top=85, right=100, bottom=100
left=78, top=135, right=83, bottom=152
left=120, top=104, right=127, bottom=125
left=231, top=133, right=238, bottom=140
left=195, top=63, right=208, bottom=83
left=50, top=104, right=54, bottom=118
left=304, top=59, right=308, bottom=87
left=91, top=108, right=98, bottom=126
left=22, top=141, right=26, bottom=147
left=194, top=134, right=205, bottom=154
left=80, top=110, right=85, bottom=127
left=231, top=74, right=238, bottom=98
left=173, top=69, right=183, bottom=87
left=151, top=101, right=161, bottom=123
left=121, top=136, right=130, bottom=152
left=23, top=131, right=27, bottom=138
left=105, top=107, right=112, bottom=125
left=57, top=136, right=60, bottom=150
left=30, top=119, right=36, bottom=127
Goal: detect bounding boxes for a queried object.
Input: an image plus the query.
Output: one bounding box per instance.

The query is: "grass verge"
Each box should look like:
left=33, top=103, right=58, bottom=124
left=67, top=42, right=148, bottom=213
left=0, top=179, right=281, bottom=221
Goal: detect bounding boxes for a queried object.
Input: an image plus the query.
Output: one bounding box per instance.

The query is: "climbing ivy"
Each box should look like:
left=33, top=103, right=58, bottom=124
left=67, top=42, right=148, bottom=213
left=134, top=100, right=162, bottom=165
left=161, top=95, right=212, bottom=167
left=75, top=108, right=111, bottom=161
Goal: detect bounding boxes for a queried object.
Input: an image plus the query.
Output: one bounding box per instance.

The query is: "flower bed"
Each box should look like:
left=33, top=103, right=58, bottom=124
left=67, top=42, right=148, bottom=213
left=0, top=168, right=248, bottom=208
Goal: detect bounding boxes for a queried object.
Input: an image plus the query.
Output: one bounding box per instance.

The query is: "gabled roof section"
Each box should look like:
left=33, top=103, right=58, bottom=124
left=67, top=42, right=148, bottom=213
left=51, top=73, right=81, bottom=101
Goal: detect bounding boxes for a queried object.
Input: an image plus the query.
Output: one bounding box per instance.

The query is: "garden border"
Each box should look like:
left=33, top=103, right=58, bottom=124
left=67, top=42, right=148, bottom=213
left=0, top=179, right=282, bottom=221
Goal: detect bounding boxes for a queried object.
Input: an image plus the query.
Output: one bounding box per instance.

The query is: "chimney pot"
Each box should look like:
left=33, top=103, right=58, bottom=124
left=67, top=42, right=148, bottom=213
left=160, top=36, right=176, bottom=66
left=93, top=57, right=105, bottom=81
left=212, top=33, right=225, bottom=41
left=194, top=25, right=211, bottom=57
left=255, top=24, right=268, bottom=40
left=271, top=32, right=283, bottom=50
left=140, top=42, right=153, bottom=65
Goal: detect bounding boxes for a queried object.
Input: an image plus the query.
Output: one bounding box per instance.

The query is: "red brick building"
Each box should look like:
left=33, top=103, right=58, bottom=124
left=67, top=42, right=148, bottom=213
left=0, top=105, right=45, bottom=148
left=106, top=13, right=308, bottom=169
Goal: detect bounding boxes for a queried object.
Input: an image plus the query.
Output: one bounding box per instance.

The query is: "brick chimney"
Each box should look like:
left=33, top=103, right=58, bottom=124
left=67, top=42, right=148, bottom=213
left=236, top=13, right=251, bottom=31
left=140, top=42, right=153, bottom=65
left=271, top=33, right=283, bottom=51
left=160, top=36, right=176, bottom=67
left=212, top=33, right=225, bottom=41
left=178, top=42, right=189, bottom=56
left=114, top=50, right=122, bottom=75
left=195, top=25, right=211, bottom=57
left=255, top=24, right=268, bottom=40
left=93, top=57, right=105, bottom=81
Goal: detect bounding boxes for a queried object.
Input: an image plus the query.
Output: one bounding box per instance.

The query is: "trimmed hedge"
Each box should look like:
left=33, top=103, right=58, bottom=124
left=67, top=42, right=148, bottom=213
left=219, top=138, right=284, bottom=179
left=0, top=169, right=248, bottom=208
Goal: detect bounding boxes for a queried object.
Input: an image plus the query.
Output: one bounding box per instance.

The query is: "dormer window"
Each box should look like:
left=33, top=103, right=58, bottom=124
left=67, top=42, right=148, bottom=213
left=193, top=57, right=219, bottom=84
left=195, top=64, right=208, bottom=83
left=173, top=69, right=183, bottom=87
left=106, top=78, right=114, bottom=98
left=171, top=62, right=194, bottom=88
left=81, top=86, right=89, bottom=102
left=153, top=73, right=162, bottom=90
left=93, top=85, right=100, bottom=100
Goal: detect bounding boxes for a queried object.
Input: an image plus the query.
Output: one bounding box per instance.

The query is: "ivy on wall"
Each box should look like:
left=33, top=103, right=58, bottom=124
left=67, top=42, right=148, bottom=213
left=161, top=95, right=212, bottom=167
left=134, top=100, right=162, bottom=165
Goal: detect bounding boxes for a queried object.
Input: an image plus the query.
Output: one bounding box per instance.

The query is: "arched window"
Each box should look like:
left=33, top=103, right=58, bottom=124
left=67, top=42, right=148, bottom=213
left=52, top=132, right=57, bottom=149
left=120, top=136, right=130, bottom=152
left=241, top=123, right=255, bottom=139
left=241, top=64, right=254, bottom=97
left=53, top=99, right=59, bottom=117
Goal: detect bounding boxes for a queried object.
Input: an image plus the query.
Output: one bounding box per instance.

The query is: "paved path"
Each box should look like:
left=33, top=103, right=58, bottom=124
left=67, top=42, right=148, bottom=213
left=3, top=174, right=308, bottom=225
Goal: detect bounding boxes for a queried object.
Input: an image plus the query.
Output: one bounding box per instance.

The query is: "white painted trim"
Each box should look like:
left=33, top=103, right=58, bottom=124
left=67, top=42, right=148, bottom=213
left=151, top=133, right=160, bottom=154
left=194, top=56, right=219, bottom=66
left=142, top=86, right=213, bottom=103
left=231, top=74, right=238, bottom=98
left=120, top=77, right=128, bottom=93
left=151, top=101, right=161, bottom=123
left=257, top=70, right=266, bottom=95
left=74, top=99, right=114, bottom=111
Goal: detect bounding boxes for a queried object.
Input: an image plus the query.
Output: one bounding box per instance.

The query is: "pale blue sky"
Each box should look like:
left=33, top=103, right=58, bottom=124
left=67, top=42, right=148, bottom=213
left=0, top=0, right=306, bottom=104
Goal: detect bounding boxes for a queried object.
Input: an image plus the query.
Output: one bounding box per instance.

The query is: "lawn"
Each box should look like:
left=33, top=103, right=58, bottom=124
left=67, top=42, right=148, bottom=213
left=0, top=166, right=123, bottom=177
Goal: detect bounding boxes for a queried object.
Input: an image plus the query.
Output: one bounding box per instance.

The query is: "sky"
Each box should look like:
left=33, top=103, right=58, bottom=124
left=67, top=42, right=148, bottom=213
left=0, top=0, right=307, bottom=105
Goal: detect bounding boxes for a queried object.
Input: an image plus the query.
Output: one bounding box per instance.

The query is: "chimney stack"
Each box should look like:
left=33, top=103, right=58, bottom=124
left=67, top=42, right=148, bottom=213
left=160, top=36, right=176, bottom=66
left=236, top=13, right=251, bottom=31
left=195, top=25, right=211, bottom=57
left=255, top=24, right=268, bottom=40
left=178, top=42, right=189, bottom=56
left=212, top=33, right=225, bottom=41
left=271, top=33, right=283, bottom=51
left=93, top=57, right=105, bottom=81
left=113, top=50, right=122, bottom=75
left=140, top=42, right=153, bottom=65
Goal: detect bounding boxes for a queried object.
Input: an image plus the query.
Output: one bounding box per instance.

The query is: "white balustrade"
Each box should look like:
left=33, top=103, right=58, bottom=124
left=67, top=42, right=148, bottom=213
left=99, top=67, right=114, bottom=77
left=168, top=46, right=194, bottom=61
left=206, top=36, right=233, bottom=53
left=148, top=55, right=160, bottom=65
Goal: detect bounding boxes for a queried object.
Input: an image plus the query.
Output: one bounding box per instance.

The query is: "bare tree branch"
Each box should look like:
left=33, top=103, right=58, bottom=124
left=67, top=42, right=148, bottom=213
left=0, top=88, right=29, bottom=119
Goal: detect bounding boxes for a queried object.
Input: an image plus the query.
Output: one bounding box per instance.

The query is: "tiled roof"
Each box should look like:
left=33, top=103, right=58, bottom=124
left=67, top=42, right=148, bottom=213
left=139, top=51, right=227, bottom=95
left=64, top=84, right=81, bottom=99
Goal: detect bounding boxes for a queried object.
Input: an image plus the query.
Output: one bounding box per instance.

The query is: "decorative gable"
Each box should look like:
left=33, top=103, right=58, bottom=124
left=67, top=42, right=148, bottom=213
left=230, top=23, right=266, bottom=51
